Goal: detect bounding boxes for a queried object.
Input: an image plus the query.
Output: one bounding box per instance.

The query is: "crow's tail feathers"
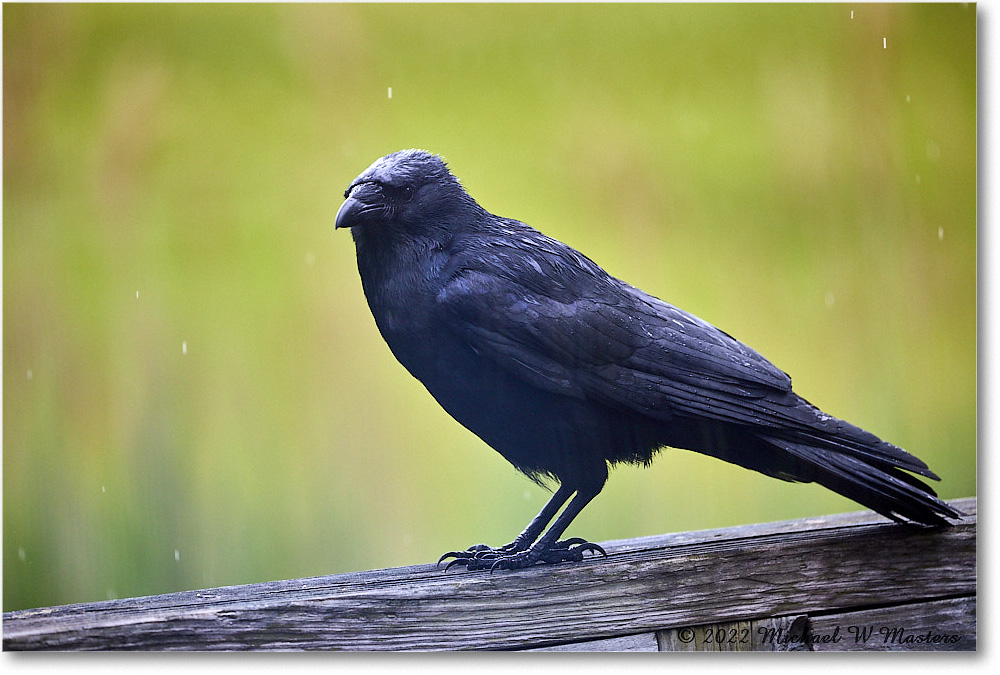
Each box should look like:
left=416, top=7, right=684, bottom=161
left=764, top=435, right=962, bottom=526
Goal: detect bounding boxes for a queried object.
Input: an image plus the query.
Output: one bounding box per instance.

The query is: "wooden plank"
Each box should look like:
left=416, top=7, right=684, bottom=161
left=657, top=615, right=811, bottom=651
left=808, top=597, right=976, bottom=651
left=655, top=598, right=977, bottom=652
left=527, top=632, right=658, bottom=652
left=3, top=497, right=975, bottom=651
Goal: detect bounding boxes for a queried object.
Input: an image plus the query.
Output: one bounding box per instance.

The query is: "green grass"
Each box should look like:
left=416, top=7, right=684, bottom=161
left=3, top=3, right=976, bottom=611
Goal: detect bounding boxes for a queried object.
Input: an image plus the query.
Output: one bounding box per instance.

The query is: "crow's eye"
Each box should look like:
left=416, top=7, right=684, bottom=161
left=383, top=184, right=414, bottom=202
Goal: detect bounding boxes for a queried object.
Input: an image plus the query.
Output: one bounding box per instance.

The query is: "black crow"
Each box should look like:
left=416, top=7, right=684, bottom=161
left=335, top=149, right=960, bottom=571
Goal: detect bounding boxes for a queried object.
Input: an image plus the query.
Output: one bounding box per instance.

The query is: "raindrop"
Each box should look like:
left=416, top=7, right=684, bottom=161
left=905, top=94, right=911, bottom=103
left=387, top=86, right=393, bottom=99
left=174, top=550, right=180, bottom=562
left=938, top=227, right=944, bottom=241
left=18, top=547, right=26, bottom=562
left=182, top=341, right=188, bottom=355
left=27, top=369, right=32, bottom=380
left=926, top=140, right=941, bottom=162
left=824, top=291, right=835, bottom=308
left=305, top=252, right=316, bottom=268
left=136, top=291, right=140, bottom=299
left=102, top=485, right=106, bottom=494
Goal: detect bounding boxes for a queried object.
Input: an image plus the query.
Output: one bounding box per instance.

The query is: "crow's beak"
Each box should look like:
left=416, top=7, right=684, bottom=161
left=335, top=197, right=363, bottom=230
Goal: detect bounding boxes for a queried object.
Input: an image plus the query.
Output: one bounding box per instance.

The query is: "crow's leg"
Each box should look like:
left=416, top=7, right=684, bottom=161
left=446, top=486, right=607, bottom=572
left=438, top=484, right=572, bottom=567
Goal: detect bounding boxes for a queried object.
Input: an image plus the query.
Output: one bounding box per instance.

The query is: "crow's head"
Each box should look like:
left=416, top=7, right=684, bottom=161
left=335, top=149, right=476, bottom=234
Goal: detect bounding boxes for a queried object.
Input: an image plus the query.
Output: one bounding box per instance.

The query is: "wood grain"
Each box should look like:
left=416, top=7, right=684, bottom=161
left=808, top=597, right=976, bottom=651
left=656, top=615, right=811, bottom=651
left=3, top=497, right=975, bottom=651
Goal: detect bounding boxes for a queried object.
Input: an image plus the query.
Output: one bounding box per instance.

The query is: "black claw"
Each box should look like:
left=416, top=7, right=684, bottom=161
left=438, top=542, right=506, bottom=567
left=576, top=542, right=607, bottom=558
left=443, top=557, right=469, bottom=572
left=440, top=547, right=504, bottom=571
left=437, top=551, right=466, bottom=566
left=438, top=537, right=607, bottom=572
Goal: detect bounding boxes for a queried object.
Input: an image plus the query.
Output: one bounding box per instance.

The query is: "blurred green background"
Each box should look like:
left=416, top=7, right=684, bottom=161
left=3, top=3, right=976, bottom=612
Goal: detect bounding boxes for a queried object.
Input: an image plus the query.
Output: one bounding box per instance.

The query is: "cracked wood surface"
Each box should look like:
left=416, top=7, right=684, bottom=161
left=3, top=497, right=975, bottom=651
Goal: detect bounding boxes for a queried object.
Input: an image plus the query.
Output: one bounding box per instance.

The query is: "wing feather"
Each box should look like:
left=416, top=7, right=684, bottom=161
left=435, top=234, right=797, bottom=427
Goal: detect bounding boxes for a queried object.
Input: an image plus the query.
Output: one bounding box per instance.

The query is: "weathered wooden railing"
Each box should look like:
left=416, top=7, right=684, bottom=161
left=3, top=497, right=975, bottom=651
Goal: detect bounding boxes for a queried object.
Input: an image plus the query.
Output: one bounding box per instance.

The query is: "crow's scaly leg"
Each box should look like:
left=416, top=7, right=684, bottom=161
left=443, top=485, right=606, bottom=571
left=438, top=484, right=573, bottom=567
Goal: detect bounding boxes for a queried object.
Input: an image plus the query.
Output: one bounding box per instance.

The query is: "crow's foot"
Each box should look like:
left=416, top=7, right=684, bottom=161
left=439, top=538, right=606, bottom=572
left=437, top=540, right=524, bottom=568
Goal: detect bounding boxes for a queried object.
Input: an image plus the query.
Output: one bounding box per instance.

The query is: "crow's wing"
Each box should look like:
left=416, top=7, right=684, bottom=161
left=435, top=229, right=943, bottom=485
left=435, top=235, right=805, bottom=429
